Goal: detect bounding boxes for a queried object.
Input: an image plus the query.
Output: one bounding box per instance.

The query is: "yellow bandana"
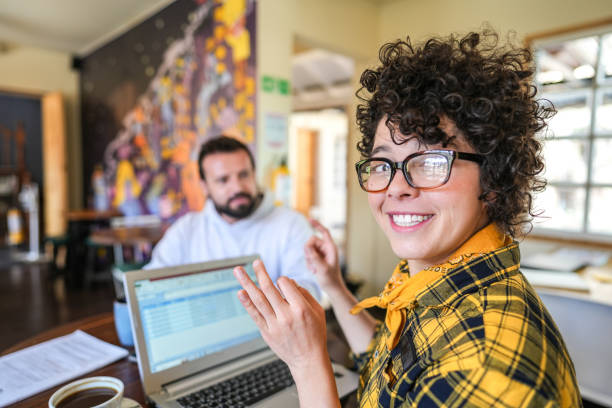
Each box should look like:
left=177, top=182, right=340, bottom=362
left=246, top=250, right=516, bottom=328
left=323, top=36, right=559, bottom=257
left=350, top=223, right=511, bottom=350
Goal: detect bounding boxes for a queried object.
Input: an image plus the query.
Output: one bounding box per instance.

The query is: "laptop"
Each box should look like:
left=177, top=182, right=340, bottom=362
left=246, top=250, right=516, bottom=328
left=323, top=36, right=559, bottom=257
left=123, top=255, right=359, bottom=407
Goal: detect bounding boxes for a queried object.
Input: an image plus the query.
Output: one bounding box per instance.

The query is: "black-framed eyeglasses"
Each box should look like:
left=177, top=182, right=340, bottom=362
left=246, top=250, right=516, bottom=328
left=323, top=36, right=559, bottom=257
left=355, top=149, right=485, bottom=193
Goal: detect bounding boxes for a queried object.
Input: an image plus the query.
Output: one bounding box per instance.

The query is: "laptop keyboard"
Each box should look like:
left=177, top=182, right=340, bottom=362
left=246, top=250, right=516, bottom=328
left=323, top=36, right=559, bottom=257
left=176, top=359, right=295, bottom=408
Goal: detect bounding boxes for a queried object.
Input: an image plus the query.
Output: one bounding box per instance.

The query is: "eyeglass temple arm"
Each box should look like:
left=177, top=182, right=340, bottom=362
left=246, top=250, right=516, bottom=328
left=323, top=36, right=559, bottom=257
left=456, top=152, right=485, bottom=164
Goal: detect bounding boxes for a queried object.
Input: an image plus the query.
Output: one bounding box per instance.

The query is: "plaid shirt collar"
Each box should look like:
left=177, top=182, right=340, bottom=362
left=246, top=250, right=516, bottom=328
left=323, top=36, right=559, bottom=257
left=414, top=240, right=521, bottom=308
left=352, top=223, right=518, bottom=351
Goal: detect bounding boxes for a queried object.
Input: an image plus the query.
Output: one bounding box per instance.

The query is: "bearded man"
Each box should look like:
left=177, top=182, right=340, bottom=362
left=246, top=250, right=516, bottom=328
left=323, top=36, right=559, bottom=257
left=145, top=136, right=321, bottom=299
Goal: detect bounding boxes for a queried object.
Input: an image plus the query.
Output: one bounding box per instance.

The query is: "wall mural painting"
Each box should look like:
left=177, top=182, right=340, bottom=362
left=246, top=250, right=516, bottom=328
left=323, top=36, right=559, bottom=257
left=81, top=0, right=256, bottom=222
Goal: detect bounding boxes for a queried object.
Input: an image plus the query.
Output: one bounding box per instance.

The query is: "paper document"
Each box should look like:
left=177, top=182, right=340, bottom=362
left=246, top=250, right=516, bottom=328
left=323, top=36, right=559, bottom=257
left=0, top=330, right=128, bottom=407
left=521, top=267, right=590, bottom=291
left=521, top=247, right=611, bottom=272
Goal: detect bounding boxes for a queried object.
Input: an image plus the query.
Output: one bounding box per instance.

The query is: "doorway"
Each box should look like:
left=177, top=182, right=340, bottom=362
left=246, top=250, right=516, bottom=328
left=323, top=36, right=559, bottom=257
left=289, top=109, right=348, bottom=252
left=289, top=43, right=354, bottom=264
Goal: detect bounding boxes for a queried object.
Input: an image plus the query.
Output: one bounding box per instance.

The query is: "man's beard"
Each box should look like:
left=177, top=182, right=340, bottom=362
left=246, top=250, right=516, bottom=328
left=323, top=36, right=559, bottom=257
left=214, top=192, right=262, bottom=220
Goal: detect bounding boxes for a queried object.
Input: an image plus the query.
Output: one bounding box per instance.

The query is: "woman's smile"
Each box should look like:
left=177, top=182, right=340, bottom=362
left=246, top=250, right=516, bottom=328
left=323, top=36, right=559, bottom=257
left=388, top=213, right=434, bottom=230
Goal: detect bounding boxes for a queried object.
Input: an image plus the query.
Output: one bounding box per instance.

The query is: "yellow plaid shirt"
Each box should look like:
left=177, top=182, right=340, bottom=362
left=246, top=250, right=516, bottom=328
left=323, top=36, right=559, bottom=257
left=352, top=228, right=581, bottom=407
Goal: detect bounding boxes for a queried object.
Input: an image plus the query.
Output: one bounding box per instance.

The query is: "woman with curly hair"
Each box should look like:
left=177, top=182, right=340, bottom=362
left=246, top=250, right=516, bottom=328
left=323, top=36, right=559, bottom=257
left=234, top=29, right=580, bottom=407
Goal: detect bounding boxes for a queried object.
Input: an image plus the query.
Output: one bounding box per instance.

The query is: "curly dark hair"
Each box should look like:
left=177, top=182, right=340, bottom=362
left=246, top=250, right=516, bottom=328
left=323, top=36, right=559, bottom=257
left=356, top=28, right=554, bottom=238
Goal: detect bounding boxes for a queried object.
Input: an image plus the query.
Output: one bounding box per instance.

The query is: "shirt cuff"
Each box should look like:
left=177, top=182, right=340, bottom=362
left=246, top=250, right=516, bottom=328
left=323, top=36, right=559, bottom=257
left=349, top=321, right=383, bottom=372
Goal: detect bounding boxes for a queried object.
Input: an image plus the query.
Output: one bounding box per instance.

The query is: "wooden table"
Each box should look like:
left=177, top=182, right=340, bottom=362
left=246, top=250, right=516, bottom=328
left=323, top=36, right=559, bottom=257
left=2, top=311, right=357, bottom=408
left=66, top=209, right=122, bottom=222
left=1, top=313, right=146, bottom=407
left=88, top=226, right=166, bottom=248
left=88, top=225, right=166, bottom=264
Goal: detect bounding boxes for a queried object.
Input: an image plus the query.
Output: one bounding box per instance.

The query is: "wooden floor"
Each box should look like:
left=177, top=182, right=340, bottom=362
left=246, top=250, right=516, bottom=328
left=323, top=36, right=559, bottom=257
left=0, top=248, right=114, bottom=351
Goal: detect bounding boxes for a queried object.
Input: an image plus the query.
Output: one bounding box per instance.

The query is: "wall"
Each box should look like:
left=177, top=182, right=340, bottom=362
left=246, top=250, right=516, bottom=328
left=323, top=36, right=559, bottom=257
left=378, top=0, right=612, bottom=43
left=256, top=0, right=392, bottom=296
left=0, top=93, right=42, bottom=190
left=287, top=0, right=386, bottom=292
left=0, top=44, right=81, bottom=211
left=346, top=59, right=396, bottom=296
left=290, top=0, right=387, bottom=291
left=256, top=0, right=380, bottom=179
left=293, top=0, right=380, bottom=60
left=256, top=0, right=295, bottom=184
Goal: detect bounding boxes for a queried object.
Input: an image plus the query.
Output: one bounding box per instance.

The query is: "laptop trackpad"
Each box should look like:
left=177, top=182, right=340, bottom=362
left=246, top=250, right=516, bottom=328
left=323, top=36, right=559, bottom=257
left=250, top=386, right=299, bottom=408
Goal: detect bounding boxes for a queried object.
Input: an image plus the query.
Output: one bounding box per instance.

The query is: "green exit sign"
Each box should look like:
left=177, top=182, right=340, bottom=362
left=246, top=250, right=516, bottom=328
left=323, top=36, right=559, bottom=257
left=277, top=79, right=290, bottom=95
left=261, top=75, right=290, bottom=95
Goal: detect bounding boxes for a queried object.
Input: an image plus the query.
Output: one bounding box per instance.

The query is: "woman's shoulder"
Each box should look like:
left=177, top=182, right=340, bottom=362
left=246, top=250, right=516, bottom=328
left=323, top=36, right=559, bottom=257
left=411, top=272, right=575, bottom=400
left=479, top=270, right=547, bottom=317
left=411, top=271, right=559, bottom=363
left=450, top=271, right=560, bottom=345
left=480, top=273, right=576, bottom=398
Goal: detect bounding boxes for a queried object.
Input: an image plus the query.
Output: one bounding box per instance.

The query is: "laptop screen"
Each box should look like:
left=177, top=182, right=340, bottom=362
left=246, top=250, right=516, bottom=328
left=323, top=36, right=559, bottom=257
left=133, top=262, right=260, bottom=374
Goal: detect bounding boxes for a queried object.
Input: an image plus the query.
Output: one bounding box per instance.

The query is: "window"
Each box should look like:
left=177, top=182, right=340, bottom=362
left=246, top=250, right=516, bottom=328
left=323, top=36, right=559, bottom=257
left=533, top=24, right=612, bottom=240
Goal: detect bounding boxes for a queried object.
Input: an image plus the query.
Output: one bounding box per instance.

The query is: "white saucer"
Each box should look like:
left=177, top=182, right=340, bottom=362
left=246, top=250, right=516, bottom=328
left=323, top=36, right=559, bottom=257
left=121, top=397, right=142, bottom=408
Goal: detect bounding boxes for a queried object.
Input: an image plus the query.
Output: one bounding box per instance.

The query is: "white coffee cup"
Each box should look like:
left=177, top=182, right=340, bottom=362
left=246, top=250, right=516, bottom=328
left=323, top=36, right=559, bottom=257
left=49, top=376, right=125, bottom=408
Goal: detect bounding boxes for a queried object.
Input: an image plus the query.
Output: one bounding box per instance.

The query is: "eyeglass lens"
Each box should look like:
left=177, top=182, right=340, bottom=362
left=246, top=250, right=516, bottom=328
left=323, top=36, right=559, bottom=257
left=359, top=153, right=450, bottom=191
left=408, top=154, right=449, bottom=187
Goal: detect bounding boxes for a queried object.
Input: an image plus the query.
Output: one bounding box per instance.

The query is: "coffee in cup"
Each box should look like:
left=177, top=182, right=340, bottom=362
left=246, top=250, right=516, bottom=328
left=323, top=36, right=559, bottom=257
left=49, top=376, right=123, bottom=408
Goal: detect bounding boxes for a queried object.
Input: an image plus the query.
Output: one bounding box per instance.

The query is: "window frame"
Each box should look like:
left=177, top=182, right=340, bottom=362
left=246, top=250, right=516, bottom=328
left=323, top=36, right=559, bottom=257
left=529, top=19, right=612, bottom=243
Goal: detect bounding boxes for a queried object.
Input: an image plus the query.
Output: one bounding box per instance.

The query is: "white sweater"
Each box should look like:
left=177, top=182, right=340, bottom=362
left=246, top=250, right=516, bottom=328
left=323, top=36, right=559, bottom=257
left=145, top=193, right=320, bottom=298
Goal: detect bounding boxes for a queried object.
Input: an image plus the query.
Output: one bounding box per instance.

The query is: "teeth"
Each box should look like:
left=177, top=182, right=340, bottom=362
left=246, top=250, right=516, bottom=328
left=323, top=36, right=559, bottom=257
left=391, top=214, right=432, bottom=227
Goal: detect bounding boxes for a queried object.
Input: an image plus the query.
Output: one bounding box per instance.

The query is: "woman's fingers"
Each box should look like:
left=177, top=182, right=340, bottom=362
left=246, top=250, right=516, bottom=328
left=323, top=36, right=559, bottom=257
left=277, top=277, right=311, bottom=309
left=296, top=284, right=322, bottom=310
left=309, top=218, right=333, bottom=242
left=304, top=236, right=321, bottom=257
left=307, top=220, right=337, bottom=264
left=236, top=289, right=268, bottom=330
left=252, top=259, right=287, bottom=312
left=305, top=236, right=327, bottom=258
left=234, top=265, right=276, bottom=319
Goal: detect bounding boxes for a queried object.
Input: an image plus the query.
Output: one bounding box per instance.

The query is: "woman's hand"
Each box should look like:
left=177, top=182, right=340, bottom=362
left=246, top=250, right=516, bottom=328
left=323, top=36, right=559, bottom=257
left=304, top=219, right=345, bottom=294
left=233, top=259, right=328, bottom=371
left=234, top=260, right=341, bottom=407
